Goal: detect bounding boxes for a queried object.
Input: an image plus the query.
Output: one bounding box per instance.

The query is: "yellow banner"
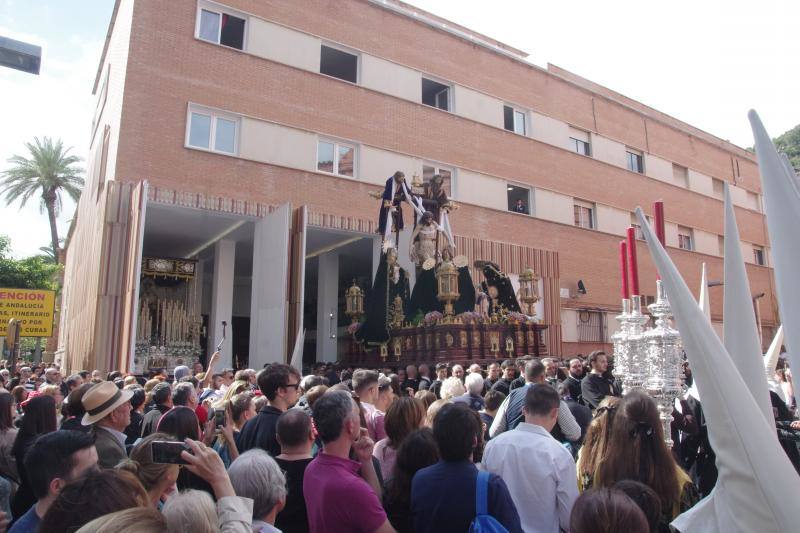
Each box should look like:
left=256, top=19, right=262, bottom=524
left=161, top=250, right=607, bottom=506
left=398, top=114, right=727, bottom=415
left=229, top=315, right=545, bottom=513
left=0, top=289, right=56, bottom=337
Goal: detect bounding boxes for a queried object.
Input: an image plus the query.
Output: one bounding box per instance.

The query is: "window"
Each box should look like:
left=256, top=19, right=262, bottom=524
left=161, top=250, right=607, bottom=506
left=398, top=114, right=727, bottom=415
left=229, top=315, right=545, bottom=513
left=319, top=45, right=358, bottom=83
left=317, top=140, right=355, bottom=177
left=197, top=7, right=246, bottom=50
left=673, top=164, right=688, bottom=187
left=507, top=184, right=531, bottom=215
left=626, top=149, right=644, bottom=173
left=573, top=200, right=595, bottom=229
left=569, top=128, right=591, bottom=156
left=421, top=78, right=450, bottom=111
left=712, top=178, right=724, bottom=198
left=503, top=105, right=527, bottom=135
left=186, top=107, right=238, bottom=154
left=753, top=246, right=765, bottom=266
left=678, top=226, right=694, bottom=251
left=422, top=164, right=453, bottom=197
left=577, top=310, right=606, bottom=342
left=91, top=64, right=110, bottom=145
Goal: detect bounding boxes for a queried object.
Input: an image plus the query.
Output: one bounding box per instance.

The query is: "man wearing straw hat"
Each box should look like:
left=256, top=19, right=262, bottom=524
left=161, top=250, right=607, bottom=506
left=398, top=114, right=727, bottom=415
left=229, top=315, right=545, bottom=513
left=81, top=381, right=133, bottom=468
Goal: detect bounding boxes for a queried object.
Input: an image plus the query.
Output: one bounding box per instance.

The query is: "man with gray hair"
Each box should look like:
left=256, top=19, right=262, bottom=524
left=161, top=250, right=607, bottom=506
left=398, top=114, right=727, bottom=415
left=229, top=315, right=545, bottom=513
left=229, top=450, right=287, bottom=532
left=453, top=372, right=486, bottom=411
left=172, top=381, right=198, bottom=410
left=303, top=390, right=393, bottom=533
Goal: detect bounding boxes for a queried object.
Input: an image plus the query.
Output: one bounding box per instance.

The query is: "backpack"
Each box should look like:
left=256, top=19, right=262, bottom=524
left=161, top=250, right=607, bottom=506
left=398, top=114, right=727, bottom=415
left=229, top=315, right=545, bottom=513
left=468, top=471, right=509, bottom=533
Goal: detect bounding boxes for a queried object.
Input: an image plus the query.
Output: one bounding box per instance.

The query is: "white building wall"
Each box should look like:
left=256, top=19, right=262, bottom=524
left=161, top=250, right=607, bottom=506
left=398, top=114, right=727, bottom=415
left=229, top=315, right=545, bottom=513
left=246, top=18, right=321, bottom=72
left=530, top=112, right=570, bottom=149
left=595, top=205, right=630, bottom=236
left=453, top=85, right=504, bottom=128
left=359, top=146, right=417, bottom=186
left=238, top=118, right=317, bottom=171
left=591, top=135, right=628, bottom=168
left=361, top=55, right=420, bottom=102
left=535, top=189, right=574, bottom=226
left=457, top=170, right=507, bottom=211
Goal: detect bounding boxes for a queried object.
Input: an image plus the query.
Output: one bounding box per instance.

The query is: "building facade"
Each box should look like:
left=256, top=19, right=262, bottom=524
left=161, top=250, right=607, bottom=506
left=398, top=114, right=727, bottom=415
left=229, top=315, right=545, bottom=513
left=59, top=0, right=776, bottom=373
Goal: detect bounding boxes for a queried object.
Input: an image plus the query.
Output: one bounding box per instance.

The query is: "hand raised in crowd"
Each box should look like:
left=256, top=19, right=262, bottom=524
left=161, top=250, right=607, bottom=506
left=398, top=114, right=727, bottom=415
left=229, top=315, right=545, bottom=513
left=181, top=438, right=236, bottom=499
left=353, top=427, right=375, bottom=464
left=790, top=420, right=800, bottom=431
left=202, top=415, right=217, bottom=446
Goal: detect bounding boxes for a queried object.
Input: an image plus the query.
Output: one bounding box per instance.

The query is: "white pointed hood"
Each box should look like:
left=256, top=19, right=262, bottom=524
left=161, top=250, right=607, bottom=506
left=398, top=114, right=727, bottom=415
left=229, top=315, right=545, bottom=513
left=764, top=325, right=786, bottom=402
left=685, top=263, right=709, bottom=403
left=722, top=182, right=773, bottom=423
left=749, top=110, right=800, bottom=377
left=634, top=208, right=800, bottom=533
left=699, top=262, right=710, bottom=322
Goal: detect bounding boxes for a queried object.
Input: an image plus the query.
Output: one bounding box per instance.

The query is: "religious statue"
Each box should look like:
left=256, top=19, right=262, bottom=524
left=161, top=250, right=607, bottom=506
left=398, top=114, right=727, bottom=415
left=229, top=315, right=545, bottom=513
left=475, top=260, right=522, bottom=314
left=409, top=211, right=440, bottom=270
left=451, top=252, right=476, bottom=315
left=420, top=174, right=451, bottom=224
left=376, top=171, right=411, bottom=243
left=355, top=246, right=411, bottom=348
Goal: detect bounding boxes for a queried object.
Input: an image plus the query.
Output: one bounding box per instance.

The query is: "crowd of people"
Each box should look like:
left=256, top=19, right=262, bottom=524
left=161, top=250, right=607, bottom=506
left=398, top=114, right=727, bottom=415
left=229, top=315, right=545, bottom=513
left=0, top=349, right=794, bottom=532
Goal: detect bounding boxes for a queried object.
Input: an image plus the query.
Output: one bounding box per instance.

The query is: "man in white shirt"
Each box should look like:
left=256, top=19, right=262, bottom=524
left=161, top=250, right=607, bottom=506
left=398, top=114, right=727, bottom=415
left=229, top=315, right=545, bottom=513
left=482, top=384, right=578, bottom=533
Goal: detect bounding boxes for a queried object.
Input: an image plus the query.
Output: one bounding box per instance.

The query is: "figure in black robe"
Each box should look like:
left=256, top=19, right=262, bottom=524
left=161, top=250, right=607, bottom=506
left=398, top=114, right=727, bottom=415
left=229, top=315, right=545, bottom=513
left=407, top=263, right=442, bottom=322
left=377, top=172, right=407, bottom=237
left=475, top=260, right=521, bottom=313
left=417, top=174, right=449, bottom=226
left=452, top=254, right=476, bottom=315
left=355, top=248, right=410, bottom=347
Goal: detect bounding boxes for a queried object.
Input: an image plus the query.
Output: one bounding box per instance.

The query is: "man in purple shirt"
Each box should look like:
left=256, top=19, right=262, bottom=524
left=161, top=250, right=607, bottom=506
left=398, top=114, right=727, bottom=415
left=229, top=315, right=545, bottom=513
left=304, top=390, right=395, bottom=533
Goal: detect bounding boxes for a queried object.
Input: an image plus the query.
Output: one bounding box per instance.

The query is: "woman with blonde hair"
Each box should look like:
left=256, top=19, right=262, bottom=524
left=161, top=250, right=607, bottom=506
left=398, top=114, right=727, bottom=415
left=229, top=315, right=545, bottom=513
left=76, top=507, right=166, bottom=533
left=117, top=433, right=180, bottom=508
left=439, top=376, right=465, bottom=401
left=576, top=396, right=620, bottom=491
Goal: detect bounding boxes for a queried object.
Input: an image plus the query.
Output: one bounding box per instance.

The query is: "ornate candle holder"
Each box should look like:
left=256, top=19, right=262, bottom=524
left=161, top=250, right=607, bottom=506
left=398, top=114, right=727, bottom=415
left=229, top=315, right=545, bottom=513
left=621, top=295, right=651, bottom=394
left=644, top=280, right=685, bottom=447
left=611, top=298, right=631, bottom=386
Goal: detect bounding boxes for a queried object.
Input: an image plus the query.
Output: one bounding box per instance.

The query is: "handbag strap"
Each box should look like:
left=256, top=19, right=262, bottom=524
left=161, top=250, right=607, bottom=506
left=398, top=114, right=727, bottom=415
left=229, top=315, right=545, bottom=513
left=475, top=470, right=489, bottom=516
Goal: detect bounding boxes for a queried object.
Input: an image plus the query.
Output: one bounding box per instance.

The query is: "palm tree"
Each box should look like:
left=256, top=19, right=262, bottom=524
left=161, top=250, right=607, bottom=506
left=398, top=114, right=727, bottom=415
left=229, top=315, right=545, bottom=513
left=1, top=137, right=84, bottom=263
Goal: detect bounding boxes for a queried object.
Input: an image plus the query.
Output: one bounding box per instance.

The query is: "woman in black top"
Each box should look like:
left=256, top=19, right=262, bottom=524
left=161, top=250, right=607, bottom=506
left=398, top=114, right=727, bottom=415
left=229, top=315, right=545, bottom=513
left=384, top=428, right=439, bottom=533
left=11, top=395, right=57, bottom=518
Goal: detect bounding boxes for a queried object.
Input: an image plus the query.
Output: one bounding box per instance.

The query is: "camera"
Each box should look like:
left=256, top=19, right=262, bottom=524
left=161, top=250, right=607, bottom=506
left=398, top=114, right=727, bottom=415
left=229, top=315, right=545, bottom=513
left=151, top=441, right=190, bottom=465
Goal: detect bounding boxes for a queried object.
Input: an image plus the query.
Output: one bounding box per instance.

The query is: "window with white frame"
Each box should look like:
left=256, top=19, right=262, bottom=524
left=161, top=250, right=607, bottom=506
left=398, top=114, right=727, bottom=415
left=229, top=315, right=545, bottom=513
left=569, top=127, right=591, bottom=156
left=197, top=5, right=246, bottom=50
left=626, top=149, right=644, bottom=173
left=421, top=78, right=451, bottom=111
left=422, top=164, right=453, bottom=197
left=573, top=199, right=595, bottom=229
left=503, top=105, right=527, bottom=135
left=320, top=44, right=358, bottom=83
left=317, top=139, right=356, bottom=177
left=186, top=106, right=239, bottom=154
left=753, top=246, right=765, bottom=266
left=678, top=226, right=694, bottom=251
left=672, top=163, right=688, bottom=187
left=507, top=184, right=531, bottom=215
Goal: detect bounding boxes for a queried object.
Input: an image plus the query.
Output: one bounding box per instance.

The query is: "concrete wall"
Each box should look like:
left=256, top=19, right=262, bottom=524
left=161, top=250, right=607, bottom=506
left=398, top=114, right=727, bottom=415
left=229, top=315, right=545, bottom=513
left=591, top=135, right=627, bottom=168
left=360, top=145, right=416, bottom=186
left=595, top=204, right=629, bottom=236
left=238, top=117, right=316, bottom=170
left=361, top=54, right=420, bottom=102
left=531, top=112, right=569, bottom=149
left=535, top=189, right=574, bottom=226
left=454, top=85, right=503, bottom=128
left=458, top=170, right=507, bottom=211
left=246, top=17, right=320, bottom=72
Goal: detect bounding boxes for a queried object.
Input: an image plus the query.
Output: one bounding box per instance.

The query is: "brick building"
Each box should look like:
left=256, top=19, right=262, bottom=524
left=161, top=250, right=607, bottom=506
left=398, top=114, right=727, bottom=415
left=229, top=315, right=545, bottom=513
left=58, top=0, right=776, bottom=373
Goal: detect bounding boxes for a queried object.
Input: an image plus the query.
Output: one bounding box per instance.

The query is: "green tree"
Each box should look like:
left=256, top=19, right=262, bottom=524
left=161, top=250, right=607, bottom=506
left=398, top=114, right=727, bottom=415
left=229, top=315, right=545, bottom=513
left=0, top=137, right=84, bottom=263
left=0, top=236, right=59, bottom=290
left=773, top=124, right=800, bottom=173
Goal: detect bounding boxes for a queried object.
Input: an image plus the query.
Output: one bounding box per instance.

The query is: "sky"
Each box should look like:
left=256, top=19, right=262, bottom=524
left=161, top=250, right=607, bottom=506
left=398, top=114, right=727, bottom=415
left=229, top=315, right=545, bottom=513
left=0, top=0, right=798, bottom=258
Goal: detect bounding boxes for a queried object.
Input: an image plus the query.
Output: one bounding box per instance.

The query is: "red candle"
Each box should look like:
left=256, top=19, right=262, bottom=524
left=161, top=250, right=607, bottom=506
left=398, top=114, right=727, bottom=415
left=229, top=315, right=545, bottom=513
left=619, top=240, right=630, bottom=299
left=654, top=201, right=665, bottom=246
left=626, top=227, right=640, bottom=296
